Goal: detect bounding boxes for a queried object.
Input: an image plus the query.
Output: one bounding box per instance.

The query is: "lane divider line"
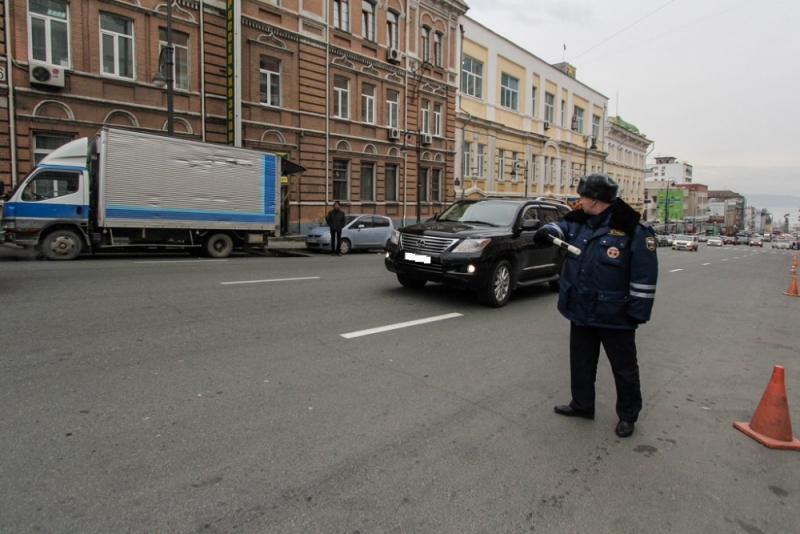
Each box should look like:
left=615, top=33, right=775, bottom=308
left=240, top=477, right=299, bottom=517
left=670, top=269, right=683, bottom=273
left=221, top=276, right=320, bottom=285
left=135, top=259, right=228, bottom=264
left=342, top=313, right=463, bottom=339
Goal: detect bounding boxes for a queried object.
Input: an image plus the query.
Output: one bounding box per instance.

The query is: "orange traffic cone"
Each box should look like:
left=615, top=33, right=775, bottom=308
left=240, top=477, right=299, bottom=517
left=784, top=275, right=799, bottom=297
left=734, top=366, right=800, bottom=450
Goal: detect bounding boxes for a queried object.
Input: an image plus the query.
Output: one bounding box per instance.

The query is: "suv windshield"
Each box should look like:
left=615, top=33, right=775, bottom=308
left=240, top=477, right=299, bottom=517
left=438, top=200, right=519, bottom=226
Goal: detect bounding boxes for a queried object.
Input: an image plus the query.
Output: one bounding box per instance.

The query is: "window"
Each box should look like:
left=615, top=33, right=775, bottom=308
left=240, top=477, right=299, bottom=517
left=385, top=164, right=398, bottom=201
left=462, top=141, right=472, bottom=177
left=33, top=133, right=72, bottom=166
left=544, top=93, right=554, bottom=123
left=333, top=75, right=349, bottom=119
left=560, top=99, right=566, bottom=127
left=420, top=100, right=430, bottom=134
left=21, top=170, right=80, bottom=201
left=573, top=106, right=584, bottom=133
left=500, top=73, right=518, bottom=110
left=29, top=0, right=69, bottom=66
left=433, top=31, right=443, bottom=67
left=386, top=11, right=399, bottom=49
left=361, top=1, right=375, bottom=42
left=592, top=114, right=601, bottom=140
left=361, top=83, right=375, bottom=123
left=461, top=56, right=483, bottom=99
left=333, top=0, right=349, bottom=32
left=360, top=162, right=375, bottom=201
left=531, top=86, right=537, bottom=117
left=476, top=144, right=485, bottom=177
left=421, top=27, right=431, bottom=62
left=259, top=56, right=281, bottom=106
left=386, top=90, right=399, bottom=128
left=159, top=29, right=190, bottom=90
left=100, top=13, right=134, bottom=78
left=431, top=169, right=441, bottom=202
left=433, top=103, right=442, bottom=136
left=333, top=159, right=349, bottom=200
left=497, top=149, right=505, bottom=181
left=419, top=168, right=429, bottom=202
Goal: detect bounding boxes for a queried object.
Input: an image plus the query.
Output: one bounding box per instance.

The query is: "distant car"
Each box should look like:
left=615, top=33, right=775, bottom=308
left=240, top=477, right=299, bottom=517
left=772, top=238, right=792, bottom=250
left=656, top=234, right=674, bottom=247
left=749, top=237, right=763, bottom=247
left=735, top=235, right=749, bottom=245
left=672, top=234, right=698, bottom=251
left=698, top=235, right=709, bottom=242
left=305, top=214, right=395, bottom=254
left=707, top=237, right=723, bottom=247
left=722, top=236, right=736, bottom=245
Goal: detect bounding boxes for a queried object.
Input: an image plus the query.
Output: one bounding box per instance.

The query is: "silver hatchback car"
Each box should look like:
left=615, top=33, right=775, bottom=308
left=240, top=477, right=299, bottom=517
left=306, top=214, right=395, bottom=254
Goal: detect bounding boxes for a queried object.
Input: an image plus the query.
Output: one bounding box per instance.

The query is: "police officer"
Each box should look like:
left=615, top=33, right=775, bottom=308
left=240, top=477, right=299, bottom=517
left=534, top=174, right=658, bottom=438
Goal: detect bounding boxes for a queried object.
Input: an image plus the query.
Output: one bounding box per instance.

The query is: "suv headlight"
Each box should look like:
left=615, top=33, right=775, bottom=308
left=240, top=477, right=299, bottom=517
left=389, top=229, right=400, bottom=245
left=452, top=238, right=491, bottom=253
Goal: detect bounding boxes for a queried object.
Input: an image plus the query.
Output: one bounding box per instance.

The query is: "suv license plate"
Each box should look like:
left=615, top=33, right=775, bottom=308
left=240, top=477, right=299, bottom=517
left=405, top=252, right=431, bottom=264
left=307, top=237, right=317, bottom=243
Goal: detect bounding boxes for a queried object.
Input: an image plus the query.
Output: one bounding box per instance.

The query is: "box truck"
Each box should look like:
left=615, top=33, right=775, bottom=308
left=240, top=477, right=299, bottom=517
left=1, top=128, right=286, bottom=260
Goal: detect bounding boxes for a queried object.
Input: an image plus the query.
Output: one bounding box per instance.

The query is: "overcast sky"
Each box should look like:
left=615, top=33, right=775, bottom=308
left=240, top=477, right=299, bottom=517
left=464, top=0, right=799, bottom=200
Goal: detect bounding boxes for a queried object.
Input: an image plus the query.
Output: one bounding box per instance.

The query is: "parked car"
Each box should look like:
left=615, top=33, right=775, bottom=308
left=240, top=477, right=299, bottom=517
left=772, top=237, right=792, bottom=250
left=722, top=236, right=736, bottom=245
left=672, top=234, right=698, bottom=251
left=707, top=236, right=723, bottom=247
left=748, top=236, right=763, bottom=247
left=384, top=197, right=571, bottom=307
left=306, top=214, right=395, bottom=254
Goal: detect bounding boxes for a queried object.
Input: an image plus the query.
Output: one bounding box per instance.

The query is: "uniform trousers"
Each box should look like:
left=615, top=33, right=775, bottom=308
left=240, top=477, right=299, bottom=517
left=568, top=322, right=642, bottom=423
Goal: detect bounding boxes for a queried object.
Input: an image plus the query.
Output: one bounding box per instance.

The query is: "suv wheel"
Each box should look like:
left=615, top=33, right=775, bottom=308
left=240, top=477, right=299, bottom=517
left=480, top=259, right=512, bottom=307
left=397, top=274, right=427, bottom=289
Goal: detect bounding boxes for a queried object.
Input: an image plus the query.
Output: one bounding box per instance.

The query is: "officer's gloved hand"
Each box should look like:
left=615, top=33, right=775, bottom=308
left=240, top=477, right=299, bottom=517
left=534, top=228, right=552, bottom=246
left=627, top=315, right=645, bottom=326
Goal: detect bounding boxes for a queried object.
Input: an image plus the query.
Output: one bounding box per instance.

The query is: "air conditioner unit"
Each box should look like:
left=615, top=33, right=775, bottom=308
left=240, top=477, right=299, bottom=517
left=543, top=121, right=550, bottom=130
left=388, top=127, right=400, bottom=141
left=30, top=62, right=66, bottom=88
left=386, top=48, right=402, bottom=64
left=421, top=133, right=433, bottom=146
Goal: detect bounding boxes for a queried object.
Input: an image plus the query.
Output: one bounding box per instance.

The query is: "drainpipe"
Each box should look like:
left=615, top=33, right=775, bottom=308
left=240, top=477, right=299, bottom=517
left=5, top=0, right=18, bottom=186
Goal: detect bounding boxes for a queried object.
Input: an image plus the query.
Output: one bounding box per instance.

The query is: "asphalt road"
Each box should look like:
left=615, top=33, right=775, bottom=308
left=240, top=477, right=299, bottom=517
left=1, top=244, right=799, bottom=533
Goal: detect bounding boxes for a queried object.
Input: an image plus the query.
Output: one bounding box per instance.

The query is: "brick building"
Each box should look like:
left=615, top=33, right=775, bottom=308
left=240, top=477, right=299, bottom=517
left=0, top=0, right=468, bottom=233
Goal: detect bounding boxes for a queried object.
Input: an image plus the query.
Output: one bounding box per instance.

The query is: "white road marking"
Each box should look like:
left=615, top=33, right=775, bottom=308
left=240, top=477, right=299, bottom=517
left=702, top=263, right=711, bottom=266
left=342, top=313, right=463, bottom=339
left=670, top=269, right=683, bottom=273
left=221, top=276, right=320, bottom=285
left=135, top=259, right=228, bottom=264
left=722, top=259, right=728, bottom=261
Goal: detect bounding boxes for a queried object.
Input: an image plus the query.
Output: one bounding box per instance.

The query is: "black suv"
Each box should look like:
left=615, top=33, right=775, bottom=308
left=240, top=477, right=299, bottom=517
left=384, top=198, right=571, bottom=307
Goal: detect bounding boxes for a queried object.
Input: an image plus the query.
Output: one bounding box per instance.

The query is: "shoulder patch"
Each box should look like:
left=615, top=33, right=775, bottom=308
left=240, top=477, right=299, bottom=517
left=645, top=236, right=656, bottom=251
left=609, top=229, right=626, bottom=236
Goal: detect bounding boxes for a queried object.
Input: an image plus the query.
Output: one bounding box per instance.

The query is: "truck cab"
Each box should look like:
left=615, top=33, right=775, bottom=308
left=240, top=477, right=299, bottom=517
left=1, top=138, right=91, bottom=259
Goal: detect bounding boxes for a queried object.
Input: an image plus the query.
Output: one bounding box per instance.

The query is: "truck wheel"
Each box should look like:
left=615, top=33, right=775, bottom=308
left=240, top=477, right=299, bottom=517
left=397, top=274, right=427, bottom=289
left=204, top=233, right=234, bottom=258
left=339, top=238, right=352, bottom=255
left=480, top=259, right=512, bottom=307
left=40, top=229, right=82, bottom=261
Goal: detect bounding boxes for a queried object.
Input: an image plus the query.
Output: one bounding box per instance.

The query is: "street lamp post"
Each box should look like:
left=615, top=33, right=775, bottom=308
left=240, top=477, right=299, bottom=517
left=510, top=160, right=528, bottom=198
left=152, top=1, right=174, bottom=136
left=401, top=132, right=423, bottom=223
left=663, top=179, right=675, bottom=233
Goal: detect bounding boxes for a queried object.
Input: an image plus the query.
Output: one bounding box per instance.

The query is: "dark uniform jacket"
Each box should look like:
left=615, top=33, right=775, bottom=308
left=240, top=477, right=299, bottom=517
left=543, top=199, right=658, bottom=330
left=326, top=208, right=347, bottom=231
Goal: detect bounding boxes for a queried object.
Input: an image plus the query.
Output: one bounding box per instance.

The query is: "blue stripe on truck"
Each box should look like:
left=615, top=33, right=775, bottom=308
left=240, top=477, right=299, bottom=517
left=263, top=154, right=277, bottom=215
left=105, top=206, right=276, bottom=224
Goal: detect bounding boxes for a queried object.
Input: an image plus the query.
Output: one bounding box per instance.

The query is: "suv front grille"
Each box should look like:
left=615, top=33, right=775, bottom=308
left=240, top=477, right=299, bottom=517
left=400, top=234, right=458, bottom=255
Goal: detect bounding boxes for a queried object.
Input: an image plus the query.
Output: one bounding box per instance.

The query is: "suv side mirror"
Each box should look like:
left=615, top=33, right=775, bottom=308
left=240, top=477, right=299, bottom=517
left=521, top=219, right=541, bottom=231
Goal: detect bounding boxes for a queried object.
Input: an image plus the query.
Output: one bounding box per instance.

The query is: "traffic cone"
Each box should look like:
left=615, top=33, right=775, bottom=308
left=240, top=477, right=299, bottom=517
left=734, top=366, right=800, bottom=450
left=783, top=275, right=799, bottom=297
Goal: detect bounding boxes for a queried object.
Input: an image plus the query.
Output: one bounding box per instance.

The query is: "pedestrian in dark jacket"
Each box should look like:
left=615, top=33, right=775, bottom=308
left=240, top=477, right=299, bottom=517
left=325, top=201, right=347, bottom=256
left=534, top=174, right=659, bottom=438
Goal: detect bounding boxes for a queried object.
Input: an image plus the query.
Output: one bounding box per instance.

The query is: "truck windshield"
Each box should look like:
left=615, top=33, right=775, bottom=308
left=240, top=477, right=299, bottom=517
left=438, top=201, right=519, bottom=227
